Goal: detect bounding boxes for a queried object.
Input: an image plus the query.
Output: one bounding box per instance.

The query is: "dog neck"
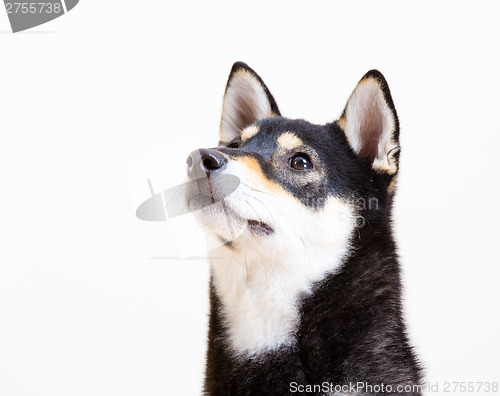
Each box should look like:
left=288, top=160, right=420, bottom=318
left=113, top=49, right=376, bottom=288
left=208, top=224, right=353, bottom=357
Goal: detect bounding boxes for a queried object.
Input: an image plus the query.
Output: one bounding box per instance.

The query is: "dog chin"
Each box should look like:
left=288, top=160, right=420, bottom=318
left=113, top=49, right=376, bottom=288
left=194, top=199, right=275, bottom=242
left=193, top=200, right=247, bottom=242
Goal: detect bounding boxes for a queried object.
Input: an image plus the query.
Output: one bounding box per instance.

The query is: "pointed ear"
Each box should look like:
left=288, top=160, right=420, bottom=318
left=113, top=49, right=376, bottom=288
left=220, top=62, right=280, bottom=144
left=339, top=70, right=400, bottom=175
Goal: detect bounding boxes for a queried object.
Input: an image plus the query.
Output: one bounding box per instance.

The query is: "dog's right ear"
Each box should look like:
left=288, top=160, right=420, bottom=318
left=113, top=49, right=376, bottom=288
left=219, top=62, right=280, bottom=145
left=338, top=70, right=400, bottom=176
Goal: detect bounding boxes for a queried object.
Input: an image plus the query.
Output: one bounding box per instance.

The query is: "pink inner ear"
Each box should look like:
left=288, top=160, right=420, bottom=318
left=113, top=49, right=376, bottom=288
left=236, top=95, right=260, bottom=131
left=342, top=78, right=397, bottom=170
left=358, top=99, right=384, bottom=159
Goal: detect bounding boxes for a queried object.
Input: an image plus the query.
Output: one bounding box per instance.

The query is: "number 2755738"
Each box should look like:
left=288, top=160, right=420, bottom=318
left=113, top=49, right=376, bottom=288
left=5, top=3, right=62, bottom=14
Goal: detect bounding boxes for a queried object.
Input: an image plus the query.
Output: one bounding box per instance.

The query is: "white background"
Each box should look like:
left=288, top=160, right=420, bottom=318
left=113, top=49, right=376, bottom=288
left=1, top=1, right=499, bottom=395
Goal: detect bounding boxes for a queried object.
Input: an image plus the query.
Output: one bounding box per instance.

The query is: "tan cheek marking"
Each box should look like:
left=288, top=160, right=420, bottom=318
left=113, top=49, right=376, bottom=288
left=277, top=132, right=303, bottom=150
left=236, top=156, right=290, bottom=196
left=241, top=125, right=260, bottom=142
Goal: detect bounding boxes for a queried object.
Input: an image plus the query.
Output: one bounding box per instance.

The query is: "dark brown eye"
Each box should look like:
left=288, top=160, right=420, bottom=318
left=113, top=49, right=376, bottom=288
left=227, top=141, right=239, bottom=149
left=289, top=154, right=313, bottom=171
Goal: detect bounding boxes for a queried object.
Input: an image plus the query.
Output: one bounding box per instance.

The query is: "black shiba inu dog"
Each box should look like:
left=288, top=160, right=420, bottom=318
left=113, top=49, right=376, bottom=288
left=185, top=62, right=421, bottom=395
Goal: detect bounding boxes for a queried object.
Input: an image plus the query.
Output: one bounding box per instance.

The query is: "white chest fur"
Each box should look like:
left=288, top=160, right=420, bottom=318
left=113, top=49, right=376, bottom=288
left=209, top=198, right=355, bottom=357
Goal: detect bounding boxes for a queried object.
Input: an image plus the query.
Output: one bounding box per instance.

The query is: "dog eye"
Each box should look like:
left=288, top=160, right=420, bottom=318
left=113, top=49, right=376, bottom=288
left=289, top=154, right=313, bottom=171
left=227, top=141, right=240, bottom=149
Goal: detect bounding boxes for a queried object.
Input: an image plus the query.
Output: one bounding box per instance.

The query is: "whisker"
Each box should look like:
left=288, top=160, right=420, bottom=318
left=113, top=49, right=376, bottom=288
left=300, top=237, right=311, bottom=267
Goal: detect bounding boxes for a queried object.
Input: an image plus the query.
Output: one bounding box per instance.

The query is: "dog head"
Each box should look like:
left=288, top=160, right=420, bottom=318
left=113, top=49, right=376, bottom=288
left=185, top=62, right=400, bottom=256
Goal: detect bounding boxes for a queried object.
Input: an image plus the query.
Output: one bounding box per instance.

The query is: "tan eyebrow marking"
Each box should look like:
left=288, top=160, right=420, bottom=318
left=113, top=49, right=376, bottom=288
left=277, top=132, right=303, bottom=150
left=241, top=125, right=260, bottom=142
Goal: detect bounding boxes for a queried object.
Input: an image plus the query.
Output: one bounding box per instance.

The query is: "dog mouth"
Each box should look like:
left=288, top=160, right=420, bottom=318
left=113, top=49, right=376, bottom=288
left=185, top=178, right=274, bottom=237
left=188, top=193, right=274, bottom=237
left=247, top=219, right=274, bottom=236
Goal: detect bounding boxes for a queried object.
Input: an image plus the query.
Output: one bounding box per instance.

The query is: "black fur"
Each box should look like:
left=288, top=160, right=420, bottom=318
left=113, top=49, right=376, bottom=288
left=200, top=63, right=421, bottom=395
left=205, top=230, right=421, bottom=395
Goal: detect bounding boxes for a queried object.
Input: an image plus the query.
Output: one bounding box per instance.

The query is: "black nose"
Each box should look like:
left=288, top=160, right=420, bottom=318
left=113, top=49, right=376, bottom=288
left=186, top=148, right=227, bottom=179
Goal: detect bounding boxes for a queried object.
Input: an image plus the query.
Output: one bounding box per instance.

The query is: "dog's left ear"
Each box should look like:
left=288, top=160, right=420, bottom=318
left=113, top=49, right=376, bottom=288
left=339, top=70, right=400, bottom=176
left=220, top=62, right=280, bottom=144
